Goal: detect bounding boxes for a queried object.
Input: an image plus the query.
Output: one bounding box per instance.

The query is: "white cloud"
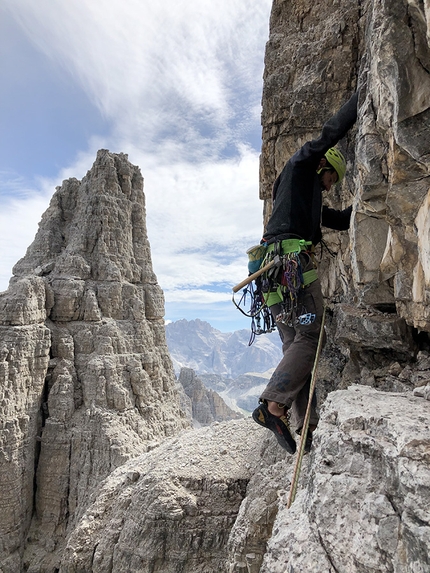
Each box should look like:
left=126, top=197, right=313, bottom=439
left=166, top=289, right=232, bottom=304
left=135, top=144, right=263, bottom=295
left=0, top=182, right=52, bottom=291
left=0, top=0, right=272, bottom=330
left=3, top=0, right=271, bottom=160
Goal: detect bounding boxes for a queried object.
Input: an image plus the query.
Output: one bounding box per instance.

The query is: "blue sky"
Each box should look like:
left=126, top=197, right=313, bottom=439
left=0, top=0, right=272, bottom=332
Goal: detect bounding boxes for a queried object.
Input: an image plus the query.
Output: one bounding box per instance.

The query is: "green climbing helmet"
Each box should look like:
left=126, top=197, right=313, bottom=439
left=324, top=147, right=346, bottom=183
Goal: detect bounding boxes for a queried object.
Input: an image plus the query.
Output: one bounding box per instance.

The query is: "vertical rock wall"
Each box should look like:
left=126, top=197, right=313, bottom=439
left=260, top=0, right=430, bottom=339
left=257, top=386, right=430, bottom=573
left=0, top=308, right=51, bottom=572
left=0, top=150, right=188, bottom=572
left=352, top=0, right=430, bottom=322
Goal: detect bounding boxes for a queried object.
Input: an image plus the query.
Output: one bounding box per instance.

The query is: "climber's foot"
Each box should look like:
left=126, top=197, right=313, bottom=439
left=252, top=401, right=296, bottom=454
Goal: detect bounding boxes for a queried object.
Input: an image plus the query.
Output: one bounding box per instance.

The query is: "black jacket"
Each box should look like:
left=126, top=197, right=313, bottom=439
left=263, top=92, right=358, bottom=245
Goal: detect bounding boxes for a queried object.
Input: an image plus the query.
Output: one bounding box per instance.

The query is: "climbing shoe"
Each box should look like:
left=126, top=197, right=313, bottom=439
left=252, top=401, right=296, bottom=454
left=303, top=432, right=313, bottom=454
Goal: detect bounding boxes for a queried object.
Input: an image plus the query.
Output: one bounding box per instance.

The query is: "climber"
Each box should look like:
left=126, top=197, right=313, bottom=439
left=252, top=91, right=359, bottom=454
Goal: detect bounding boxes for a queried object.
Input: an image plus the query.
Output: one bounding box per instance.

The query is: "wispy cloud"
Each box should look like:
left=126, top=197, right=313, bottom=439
left=0, top=177, right=52, bottom=288
left=141, top=145, right=263, bottom=292
left=3, top=0, right=270, bottom=157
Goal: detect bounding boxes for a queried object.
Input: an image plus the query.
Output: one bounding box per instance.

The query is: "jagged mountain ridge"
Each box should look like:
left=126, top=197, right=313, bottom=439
left=166, top=318, right=282, bottom=412
left=166, top=318, right=282, bottom=377
left=177, top=367, right=243, bottom=426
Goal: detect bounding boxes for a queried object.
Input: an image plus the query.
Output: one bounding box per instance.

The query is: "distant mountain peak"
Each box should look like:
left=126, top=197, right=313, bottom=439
left=166, top=318, right=281, bottom=378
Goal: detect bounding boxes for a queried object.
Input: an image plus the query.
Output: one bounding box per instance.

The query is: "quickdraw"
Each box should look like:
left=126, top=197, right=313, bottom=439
left=281, top=254, right=304, bottom=296
left=231, top=279, right=277, bottom=346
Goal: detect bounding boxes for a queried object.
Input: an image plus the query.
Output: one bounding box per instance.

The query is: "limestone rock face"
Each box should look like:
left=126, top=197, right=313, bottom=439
left=178, top=367, right=243, bottom=426
left=351, top=0, right=430, bottom=328
left=226, top=436, right=291, bottom=573
left=0, top=321, right=51, bottom=572
left=0, top=150, right=188, bottom=572
left=58, top=420, right=264, bottom=573
left=261, top=0, right=430, bottom=332
left=256, top=386, right=430, bottom=573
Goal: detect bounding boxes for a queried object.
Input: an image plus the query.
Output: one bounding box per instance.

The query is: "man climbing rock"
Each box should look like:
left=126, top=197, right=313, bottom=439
left=252, top=91, right=359, bottom=454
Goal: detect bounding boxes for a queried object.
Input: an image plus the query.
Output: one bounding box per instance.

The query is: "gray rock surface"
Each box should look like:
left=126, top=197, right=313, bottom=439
left=46, top=384, right=430, bottom=573
left=58, top=419, right=267, bottom=573
left=0, top=321, right=51, bottom=572
left=258, top=386, right=430, bottom=573
left=178, top=367, right=243, bottom=426
left=0, top=150, right=188, bottom=572
left=261, top=0, right=430, bottom=333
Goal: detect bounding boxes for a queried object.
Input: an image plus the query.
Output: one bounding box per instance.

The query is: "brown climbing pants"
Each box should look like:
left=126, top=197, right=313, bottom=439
left=259, top=277, right=325, bottom=432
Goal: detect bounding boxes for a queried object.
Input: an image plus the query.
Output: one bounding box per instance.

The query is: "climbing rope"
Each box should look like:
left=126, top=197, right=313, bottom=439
left=286, top=306, right=326, bottom=509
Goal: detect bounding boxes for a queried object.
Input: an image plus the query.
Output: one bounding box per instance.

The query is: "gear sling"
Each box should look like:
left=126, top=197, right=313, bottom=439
left=232, top=238, right=318, bottom=344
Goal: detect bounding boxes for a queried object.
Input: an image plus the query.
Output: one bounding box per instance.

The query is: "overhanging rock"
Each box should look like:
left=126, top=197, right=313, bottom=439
left=334, top=303, right=416, bottom=358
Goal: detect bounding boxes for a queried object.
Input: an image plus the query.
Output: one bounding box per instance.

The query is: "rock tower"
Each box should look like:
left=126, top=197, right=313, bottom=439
left=0, top=150, right=188, bottom=571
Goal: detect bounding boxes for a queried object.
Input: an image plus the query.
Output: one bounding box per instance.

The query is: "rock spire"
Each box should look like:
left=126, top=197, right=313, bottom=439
left=0, top=150, right=188, bottom=571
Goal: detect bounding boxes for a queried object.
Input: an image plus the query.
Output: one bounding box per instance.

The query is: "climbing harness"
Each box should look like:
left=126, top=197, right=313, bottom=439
left=232, top=238, right=318, bottom=345
left=286, top=306, right=326, bottom=509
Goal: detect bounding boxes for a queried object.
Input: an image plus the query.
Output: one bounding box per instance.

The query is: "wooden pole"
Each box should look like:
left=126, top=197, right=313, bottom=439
left=232, top=260, right=275, bottom=293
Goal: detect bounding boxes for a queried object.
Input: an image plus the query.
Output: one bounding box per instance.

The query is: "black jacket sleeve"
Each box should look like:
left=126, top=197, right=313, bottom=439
left=321, top=205, right=352, bottom=230
left=292, top=92, right=359, bottom=170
